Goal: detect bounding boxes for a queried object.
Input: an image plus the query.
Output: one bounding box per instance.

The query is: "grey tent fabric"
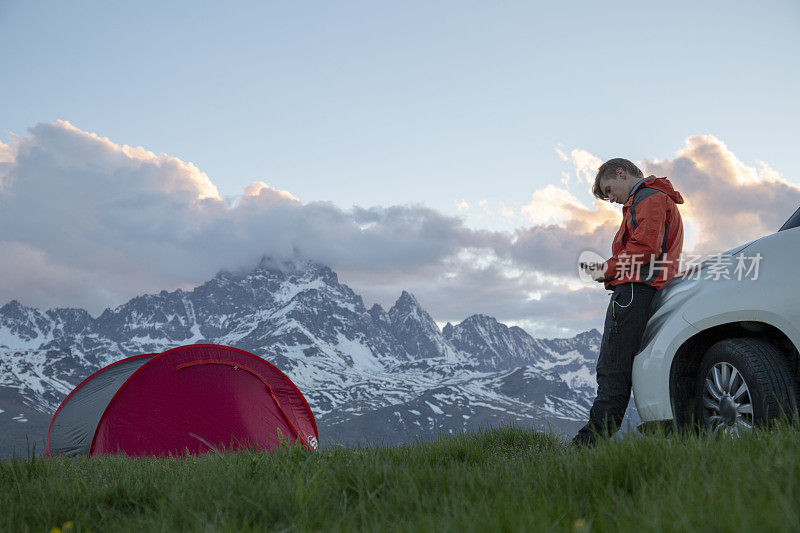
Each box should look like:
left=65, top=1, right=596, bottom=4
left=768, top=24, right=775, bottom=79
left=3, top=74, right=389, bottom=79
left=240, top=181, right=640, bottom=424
left=48, top=356, right=153, bottom=456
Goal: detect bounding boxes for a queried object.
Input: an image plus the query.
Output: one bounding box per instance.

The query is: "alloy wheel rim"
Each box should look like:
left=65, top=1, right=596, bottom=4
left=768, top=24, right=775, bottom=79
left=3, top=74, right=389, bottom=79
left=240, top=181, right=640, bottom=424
left=702, top=361, right=753, bottom=436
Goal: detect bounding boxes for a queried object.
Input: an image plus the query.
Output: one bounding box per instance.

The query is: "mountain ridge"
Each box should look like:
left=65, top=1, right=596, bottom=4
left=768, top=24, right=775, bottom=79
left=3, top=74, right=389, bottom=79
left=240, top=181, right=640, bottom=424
left=0, top=258, right=622, bottom=457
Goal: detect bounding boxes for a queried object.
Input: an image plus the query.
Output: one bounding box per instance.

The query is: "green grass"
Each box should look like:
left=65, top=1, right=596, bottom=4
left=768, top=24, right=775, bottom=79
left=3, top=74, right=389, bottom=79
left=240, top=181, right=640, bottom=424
left=3, top=425, right=800, bottom=532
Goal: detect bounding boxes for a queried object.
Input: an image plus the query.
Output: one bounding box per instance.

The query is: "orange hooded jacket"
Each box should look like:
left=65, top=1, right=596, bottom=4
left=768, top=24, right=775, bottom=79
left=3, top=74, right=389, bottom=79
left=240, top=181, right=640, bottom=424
left=603, top=176, right=684, bottom=290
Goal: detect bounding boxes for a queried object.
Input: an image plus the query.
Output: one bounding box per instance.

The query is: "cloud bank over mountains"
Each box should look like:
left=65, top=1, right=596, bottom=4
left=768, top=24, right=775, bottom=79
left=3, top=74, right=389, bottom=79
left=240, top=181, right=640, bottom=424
left=1, top=121, right=798, bottom=336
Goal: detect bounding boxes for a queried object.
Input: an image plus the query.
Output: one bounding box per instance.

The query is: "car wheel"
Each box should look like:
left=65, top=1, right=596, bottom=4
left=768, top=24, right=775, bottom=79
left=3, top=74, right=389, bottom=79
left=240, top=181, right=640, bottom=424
left=695, top=338, right=798, bottom=435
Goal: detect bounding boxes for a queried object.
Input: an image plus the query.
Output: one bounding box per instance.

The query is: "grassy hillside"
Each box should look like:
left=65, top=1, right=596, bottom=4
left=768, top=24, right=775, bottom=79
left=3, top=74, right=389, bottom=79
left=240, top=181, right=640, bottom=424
left=2, top=425, right=800, bottom=532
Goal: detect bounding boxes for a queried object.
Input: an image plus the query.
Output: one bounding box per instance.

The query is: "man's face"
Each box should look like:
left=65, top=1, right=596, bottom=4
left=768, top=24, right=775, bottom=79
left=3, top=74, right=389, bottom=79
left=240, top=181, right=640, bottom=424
left=599, top=172, right=630, bottom=204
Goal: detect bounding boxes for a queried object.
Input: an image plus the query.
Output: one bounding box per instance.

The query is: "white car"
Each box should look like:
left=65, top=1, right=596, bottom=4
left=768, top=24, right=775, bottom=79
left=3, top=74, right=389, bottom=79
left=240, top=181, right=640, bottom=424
left=633, top=207, right=800, bottom=434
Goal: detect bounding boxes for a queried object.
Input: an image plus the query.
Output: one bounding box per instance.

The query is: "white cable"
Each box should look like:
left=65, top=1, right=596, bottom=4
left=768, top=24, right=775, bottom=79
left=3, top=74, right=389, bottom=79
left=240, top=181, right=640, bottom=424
left=613, top=284, right=635, bottom=309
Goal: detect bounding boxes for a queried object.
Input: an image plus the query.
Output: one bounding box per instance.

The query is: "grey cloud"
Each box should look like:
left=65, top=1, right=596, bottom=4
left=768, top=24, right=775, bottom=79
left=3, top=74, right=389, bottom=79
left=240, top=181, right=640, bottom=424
left=509, top=222, right=616, bottom=275
left=3, top=123, right=794, bottom=337
left=369, top=262, right=610, bottom=336
left=0, top=122, right=519, bottom=319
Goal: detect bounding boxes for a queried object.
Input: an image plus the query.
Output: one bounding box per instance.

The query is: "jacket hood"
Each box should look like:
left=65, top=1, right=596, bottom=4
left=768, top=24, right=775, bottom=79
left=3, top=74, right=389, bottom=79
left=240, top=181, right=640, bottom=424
left=638, top=176, right=684, bottom=204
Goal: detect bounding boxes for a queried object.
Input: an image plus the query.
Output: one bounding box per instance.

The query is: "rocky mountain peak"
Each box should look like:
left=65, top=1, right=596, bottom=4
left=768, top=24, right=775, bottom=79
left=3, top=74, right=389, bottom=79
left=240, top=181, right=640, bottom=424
left=0, top=301, right=43, bottom=327
left=0, top=259, right=614, bottom=458
left=46, top=308, right=95, bottom=336
left=386, top=291, right=454, bottom=360
left=443, top=313, right=546, bottom=370
left=252, top=257, right=337, bottom=282
left=445, top=313, right=506, bottom=339
left=575, top=328, right=602, bottom=342
left=0, top=300, right=26, bottom=315
left=396, top=290, right=417, bottom=304
left=459, top=313, right=500, bottom=328
left=368, top=303, right=389, bottom=324
left=0, top=301, right=53, bottom=348
left=388, top=291, right=432, bottom=324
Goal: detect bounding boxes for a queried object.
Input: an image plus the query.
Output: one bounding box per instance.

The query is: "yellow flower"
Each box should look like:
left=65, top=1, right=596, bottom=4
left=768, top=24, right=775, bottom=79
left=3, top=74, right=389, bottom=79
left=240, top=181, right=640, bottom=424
left=49, top=528, right=62, bottom=533
left=63, top=521, right=75, bottom=533
left=573, top=518, right=590, bottom=532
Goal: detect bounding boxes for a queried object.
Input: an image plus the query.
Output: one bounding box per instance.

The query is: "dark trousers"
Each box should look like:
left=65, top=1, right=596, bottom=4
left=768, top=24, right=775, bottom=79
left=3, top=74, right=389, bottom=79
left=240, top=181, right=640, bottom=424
left=574, top=282, right=657, bottom=445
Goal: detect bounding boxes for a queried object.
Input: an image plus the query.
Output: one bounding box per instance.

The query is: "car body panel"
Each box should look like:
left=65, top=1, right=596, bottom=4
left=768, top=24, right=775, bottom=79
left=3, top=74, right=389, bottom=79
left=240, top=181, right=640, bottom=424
left=632, top=226, right=800, bottom=422
left=633, top=316, right=698, bottom=420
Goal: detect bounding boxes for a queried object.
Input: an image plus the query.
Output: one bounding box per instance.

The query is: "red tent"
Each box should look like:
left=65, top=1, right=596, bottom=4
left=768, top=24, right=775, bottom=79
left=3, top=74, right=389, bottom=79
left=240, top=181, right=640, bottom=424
left=44, top=344, right=318, bottom=456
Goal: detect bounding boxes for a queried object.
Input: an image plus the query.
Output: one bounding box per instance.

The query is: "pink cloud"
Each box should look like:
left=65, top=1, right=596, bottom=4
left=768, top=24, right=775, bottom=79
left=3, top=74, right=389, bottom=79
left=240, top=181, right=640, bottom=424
left=643, top=135, right=800, bottom=254
left=1, top=122, right=795, bottom=336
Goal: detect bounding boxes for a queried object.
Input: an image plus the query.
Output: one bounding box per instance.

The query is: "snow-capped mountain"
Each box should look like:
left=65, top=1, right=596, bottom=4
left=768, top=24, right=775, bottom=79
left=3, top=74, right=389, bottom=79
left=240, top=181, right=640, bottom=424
left=0, top=258, right=620, bottom=457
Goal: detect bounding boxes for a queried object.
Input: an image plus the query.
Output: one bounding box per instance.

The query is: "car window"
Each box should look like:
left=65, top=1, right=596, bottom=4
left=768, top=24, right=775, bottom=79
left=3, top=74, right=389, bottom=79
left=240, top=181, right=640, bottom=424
left=779, top=207, right=800, bottom=232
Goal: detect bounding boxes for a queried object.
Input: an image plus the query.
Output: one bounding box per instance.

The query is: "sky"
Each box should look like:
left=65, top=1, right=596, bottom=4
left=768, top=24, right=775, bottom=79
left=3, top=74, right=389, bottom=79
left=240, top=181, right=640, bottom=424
left=1, top=1, right=799, bottom=337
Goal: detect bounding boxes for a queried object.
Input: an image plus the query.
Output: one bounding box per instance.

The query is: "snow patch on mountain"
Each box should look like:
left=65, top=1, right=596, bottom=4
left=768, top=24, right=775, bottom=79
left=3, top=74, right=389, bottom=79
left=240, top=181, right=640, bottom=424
left=0, top=258, right=610, bottom=454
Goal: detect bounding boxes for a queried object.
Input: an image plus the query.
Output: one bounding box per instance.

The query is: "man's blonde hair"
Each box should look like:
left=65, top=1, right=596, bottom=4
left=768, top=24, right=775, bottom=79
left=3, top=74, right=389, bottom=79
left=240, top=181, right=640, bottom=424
left=592, top=158, right=644, bottom=200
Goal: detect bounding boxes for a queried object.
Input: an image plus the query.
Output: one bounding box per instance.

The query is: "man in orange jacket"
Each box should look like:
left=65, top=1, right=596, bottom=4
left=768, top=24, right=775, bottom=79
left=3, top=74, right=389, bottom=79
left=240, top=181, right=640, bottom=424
left=573, top=158, right=684, bottom=446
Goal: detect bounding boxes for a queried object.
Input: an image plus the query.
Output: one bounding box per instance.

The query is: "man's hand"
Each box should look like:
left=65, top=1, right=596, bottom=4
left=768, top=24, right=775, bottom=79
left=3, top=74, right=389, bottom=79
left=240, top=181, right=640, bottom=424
left=590, top=268, right=608, bottom=283
left=583, top=263, right=609, bottom=283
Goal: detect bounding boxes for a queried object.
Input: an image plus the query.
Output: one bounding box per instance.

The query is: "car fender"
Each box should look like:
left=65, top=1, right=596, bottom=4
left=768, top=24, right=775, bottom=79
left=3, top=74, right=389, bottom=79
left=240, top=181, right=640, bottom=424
left=633, top=315, right=699, bottom=421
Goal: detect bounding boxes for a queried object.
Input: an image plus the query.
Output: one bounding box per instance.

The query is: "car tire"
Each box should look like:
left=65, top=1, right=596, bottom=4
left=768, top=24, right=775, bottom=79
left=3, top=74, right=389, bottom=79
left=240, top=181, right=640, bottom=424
left=694, top=338, right=798, bottom=435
